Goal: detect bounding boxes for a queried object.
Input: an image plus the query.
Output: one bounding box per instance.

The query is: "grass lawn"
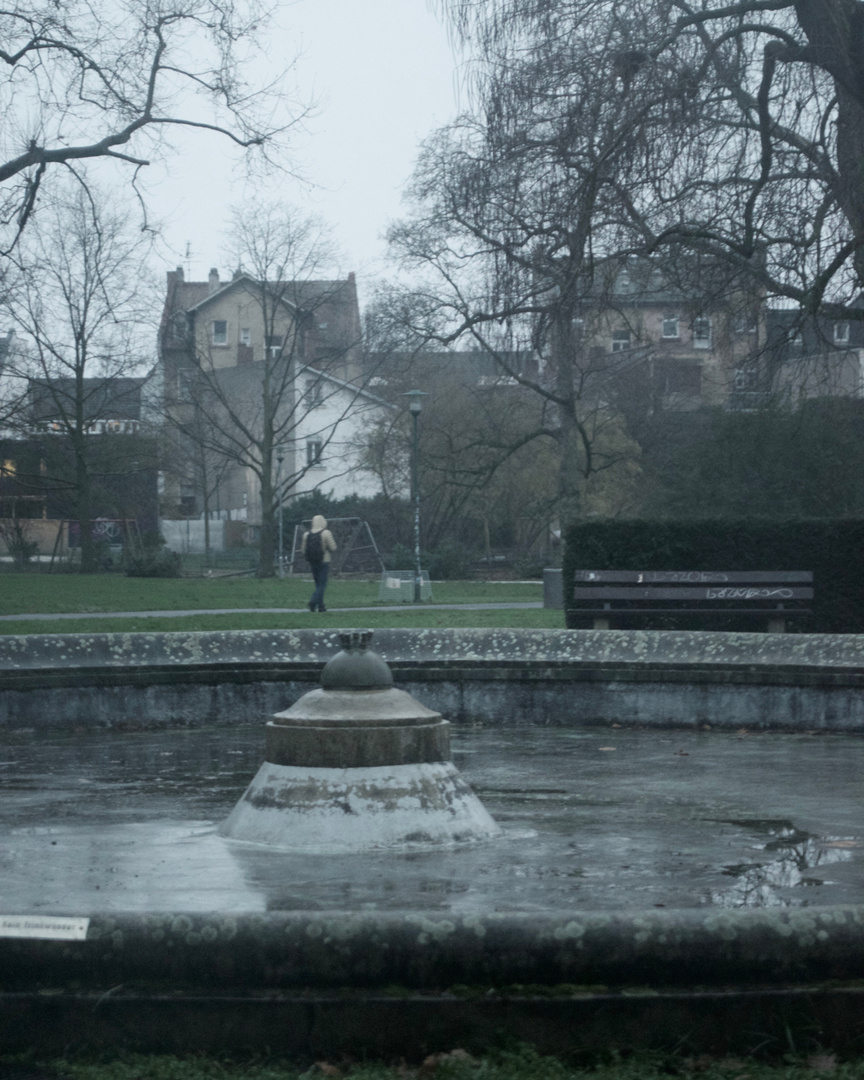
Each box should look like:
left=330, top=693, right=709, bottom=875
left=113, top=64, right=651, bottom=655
left=0, top=573, right=541, bottom=615
left=0, top=572, right=555, bottom=633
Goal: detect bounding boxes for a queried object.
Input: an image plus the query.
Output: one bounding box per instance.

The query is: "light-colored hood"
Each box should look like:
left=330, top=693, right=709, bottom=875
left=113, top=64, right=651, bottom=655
left=311, top=514, right=328, bottom=532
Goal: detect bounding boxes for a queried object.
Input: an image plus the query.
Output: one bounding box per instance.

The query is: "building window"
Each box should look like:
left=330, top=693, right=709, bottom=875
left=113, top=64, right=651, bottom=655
left=266, top=334, right=283, bottom=357
left=662, top=313, right=679, bottom=339
left=734, top=368, right=760, bottom=391
left=305, top=378, right=323, bottom=407
left=834, top=321, right=850, bottom=345
left=734, top=312, right=757, bottom=334
left=240, top=327, right=251, bottom=346
left=693, top=318, right=712, bottom=349
left=790, top=330, right=803, bottom=352
left=212, top=320, right=228, bottom=346
left=611, top=328, right=631, bottom=353
left=177, top=373, right=193, bottom=402
left=306, top=439, right=324, bottom=467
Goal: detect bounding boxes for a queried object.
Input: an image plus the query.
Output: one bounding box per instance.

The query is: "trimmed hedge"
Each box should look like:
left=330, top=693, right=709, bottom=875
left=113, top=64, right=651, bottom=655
left=563, top=519, right=864, bottom=633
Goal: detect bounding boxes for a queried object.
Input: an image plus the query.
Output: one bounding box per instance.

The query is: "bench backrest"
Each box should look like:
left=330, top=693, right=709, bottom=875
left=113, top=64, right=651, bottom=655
left=572, top=570, right=813, bottom=606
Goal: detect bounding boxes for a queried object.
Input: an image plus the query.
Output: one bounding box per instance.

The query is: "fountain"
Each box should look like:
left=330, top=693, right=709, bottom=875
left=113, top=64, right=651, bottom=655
left=1, top=626, right=864, bottom=1058
left=219, top=631, right=501, bottom=851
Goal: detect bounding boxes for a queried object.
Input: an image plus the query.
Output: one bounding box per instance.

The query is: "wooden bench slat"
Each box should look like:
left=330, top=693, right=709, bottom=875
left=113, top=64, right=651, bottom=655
left=571, top=586, right=813, bottom=602
left=566, top=607, right=812, bottom=617
left=573, top=570, right=813, bottom=584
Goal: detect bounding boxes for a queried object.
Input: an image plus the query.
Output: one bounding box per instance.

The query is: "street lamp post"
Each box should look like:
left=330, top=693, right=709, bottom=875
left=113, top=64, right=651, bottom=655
left=403, top=390, right=428, bottom=603
left=276, top=448, right=285, bottom=579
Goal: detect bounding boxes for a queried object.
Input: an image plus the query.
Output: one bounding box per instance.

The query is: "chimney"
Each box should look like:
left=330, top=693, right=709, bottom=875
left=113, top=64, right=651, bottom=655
left=208, top=267, right=220, bottom=294
left=167, top=266, right=184, bottom=290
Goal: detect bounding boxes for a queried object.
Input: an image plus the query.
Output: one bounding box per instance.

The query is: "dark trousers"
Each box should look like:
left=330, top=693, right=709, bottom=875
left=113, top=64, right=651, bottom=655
left=309, top=561, right=329, bottom=611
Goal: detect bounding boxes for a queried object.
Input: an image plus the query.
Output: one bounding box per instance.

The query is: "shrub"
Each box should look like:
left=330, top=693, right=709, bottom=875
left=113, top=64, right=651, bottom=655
left=0, top=518, right=39, bottom=569
left=124, top=532, right=181, bottom=578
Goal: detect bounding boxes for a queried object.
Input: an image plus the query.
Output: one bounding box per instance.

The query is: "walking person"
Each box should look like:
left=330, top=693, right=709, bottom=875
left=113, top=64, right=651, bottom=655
left=302, top=514, right=337, bottom=612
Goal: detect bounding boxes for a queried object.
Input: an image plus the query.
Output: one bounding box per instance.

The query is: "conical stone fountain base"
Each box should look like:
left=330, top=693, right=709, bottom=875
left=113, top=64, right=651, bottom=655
left=219, top=632, right=501, bottom=852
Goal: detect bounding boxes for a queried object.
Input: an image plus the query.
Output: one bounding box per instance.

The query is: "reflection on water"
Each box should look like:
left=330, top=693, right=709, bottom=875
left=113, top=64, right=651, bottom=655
left=1, top=727, right=862, bottom=913
left=711, top=818, right=859, bottom=908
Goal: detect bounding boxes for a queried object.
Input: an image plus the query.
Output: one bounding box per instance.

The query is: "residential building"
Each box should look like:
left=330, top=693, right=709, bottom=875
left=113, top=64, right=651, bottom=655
left=762, top=308, right=864, bottom=407
left=0, top=374, right=159, bottom=555
left=158, top=267, right=389, bottom=533
left=585, top=257, right=766, bottom=414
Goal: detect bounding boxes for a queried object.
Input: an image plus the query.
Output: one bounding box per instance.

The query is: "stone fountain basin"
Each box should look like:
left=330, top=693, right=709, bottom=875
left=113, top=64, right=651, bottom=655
left=1, top=628, right=864, bottom=1019
left=1, top=725, right=863, bottom=918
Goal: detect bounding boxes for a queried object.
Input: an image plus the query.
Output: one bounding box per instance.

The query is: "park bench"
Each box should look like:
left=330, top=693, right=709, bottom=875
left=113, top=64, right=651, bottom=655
left=566, top=569, right=813, bottom=632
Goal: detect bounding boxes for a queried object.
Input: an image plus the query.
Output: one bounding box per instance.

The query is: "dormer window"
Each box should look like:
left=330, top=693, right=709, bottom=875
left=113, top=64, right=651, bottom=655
left=211, top=320, right=228, bottom=346
left=266, top=334, right=283, bottom=358
left=240, top=327, right=251, bottom=346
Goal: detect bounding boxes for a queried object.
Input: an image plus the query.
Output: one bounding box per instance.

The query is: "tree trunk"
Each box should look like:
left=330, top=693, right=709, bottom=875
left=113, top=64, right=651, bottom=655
left=833, top=87, right=864, bottom=287
left=257, top=464, right=276, bottom=577
left=552, top=309, right=583, bottom=528
left=75, top=444, right=95, bottom=574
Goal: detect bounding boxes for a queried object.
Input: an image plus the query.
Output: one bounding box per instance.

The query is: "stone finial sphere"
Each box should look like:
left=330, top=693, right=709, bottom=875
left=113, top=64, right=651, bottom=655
left=320, top=631, right=394, bottom=690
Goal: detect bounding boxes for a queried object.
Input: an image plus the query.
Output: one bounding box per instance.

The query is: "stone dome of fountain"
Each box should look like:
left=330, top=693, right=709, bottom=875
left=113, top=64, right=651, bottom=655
left=219, top=631, right=501, bottom=852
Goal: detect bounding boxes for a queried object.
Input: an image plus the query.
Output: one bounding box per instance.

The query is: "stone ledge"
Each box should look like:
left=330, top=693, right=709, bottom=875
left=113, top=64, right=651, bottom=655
left=3, top=629, right=864, bottom=731
left=2, top=907, right=864, bottom=991
left=2, top=627, right=864, bottom=680
left=3, top=986, right=864, bottom=1056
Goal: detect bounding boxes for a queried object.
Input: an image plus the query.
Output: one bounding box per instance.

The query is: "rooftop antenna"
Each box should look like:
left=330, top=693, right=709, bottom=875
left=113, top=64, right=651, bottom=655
left=184, top=242, right=192, bottom=280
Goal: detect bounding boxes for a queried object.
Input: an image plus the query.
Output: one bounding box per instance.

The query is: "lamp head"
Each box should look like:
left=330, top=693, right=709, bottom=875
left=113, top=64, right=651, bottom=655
left=403, top=389, right=428, bottom=416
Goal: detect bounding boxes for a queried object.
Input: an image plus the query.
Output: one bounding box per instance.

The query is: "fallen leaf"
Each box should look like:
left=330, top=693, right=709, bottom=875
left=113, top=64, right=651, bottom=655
left=420, top=1049, right=475, bottom=1075
left=598, top=746, right=616, bottom=751
left=807, top=1054, right=837, bottom=1073
left=682, top=1054, right=715, bottom=1072
left=314, top=1063, right=342, bottom=1077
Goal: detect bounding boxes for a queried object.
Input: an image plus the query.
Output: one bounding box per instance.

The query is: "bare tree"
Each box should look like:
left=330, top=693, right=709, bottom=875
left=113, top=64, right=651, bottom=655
left=386, top=2, right=697, bottom=523
left=0, top=0, right=304, bottom=252
left=5, top=185, right=156, bottom=572
left=163, top=202, right=375, bottom=576
left=439, top=0, right=864, bottom=319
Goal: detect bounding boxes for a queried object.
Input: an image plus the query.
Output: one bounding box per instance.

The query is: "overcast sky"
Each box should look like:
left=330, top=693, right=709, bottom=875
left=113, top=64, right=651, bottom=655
left=148, top=0, right=463, bottom=303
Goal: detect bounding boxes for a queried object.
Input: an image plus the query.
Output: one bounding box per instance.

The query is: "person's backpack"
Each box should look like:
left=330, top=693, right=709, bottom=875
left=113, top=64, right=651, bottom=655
left=305, top=530, right=324, bottom=565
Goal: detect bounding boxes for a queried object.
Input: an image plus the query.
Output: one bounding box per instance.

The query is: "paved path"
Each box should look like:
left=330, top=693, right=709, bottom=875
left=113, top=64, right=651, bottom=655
left=0, top=602, right=543, bottom=621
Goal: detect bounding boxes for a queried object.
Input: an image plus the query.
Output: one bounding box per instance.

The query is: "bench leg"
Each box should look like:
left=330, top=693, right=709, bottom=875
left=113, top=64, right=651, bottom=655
left=767, top=616, right=787, bottom=633
left=593, top=617, right=611, bottom=630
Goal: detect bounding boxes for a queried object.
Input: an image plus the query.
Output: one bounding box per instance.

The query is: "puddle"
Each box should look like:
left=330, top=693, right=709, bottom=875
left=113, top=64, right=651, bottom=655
left=709, top=818, right=860, bottom=907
